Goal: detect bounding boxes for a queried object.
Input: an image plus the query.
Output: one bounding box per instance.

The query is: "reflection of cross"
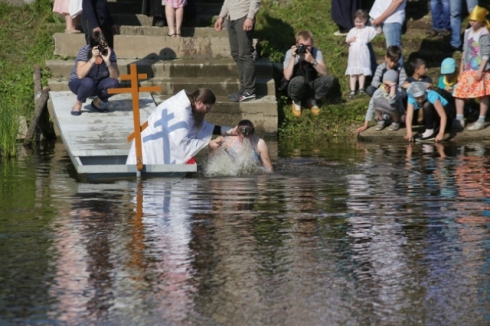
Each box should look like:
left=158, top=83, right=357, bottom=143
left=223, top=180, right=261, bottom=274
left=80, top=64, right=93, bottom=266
left=142, top=108, right=188, bottom=164
left=108, top=63, right=161, bottom=171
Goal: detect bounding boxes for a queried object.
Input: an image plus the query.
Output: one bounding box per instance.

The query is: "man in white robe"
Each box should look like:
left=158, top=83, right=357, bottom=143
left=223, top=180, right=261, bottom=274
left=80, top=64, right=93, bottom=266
left=127, top=89, right=232, bottom=165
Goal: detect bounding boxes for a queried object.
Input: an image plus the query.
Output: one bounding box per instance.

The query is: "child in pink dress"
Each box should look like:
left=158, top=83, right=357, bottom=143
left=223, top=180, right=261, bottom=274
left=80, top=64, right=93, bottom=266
left=345, top=9, right=380, bottom=98
left=53, top=0, right=81, bottom=33
left=164, top=0, right=187, bottom=37
left=452, top=5, right=490, bottom=131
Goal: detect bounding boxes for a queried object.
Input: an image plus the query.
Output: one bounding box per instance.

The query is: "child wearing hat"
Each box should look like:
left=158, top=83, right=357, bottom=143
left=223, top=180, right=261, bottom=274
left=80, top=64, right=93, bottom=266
left=437, top=57, right=458, bottom=95
left=356, top=69, right=404, bottom=133
left=452, top=5, right=490, bottom=131
left=404, top=82, right=455, bottom=142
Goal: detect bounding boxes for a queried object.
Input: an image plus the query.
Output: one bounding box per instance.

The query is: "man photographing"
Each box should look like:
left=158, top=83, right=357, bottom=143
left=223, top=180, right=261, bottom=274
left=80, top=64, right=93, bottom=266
left=283, top=30, right=334, bottom=117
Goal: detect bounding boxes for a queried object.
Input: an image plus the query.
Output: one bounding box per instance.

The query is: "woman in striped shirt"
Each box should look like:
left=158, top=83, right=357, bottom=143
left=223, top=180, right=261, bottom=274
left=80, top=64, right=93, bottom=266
left=68, top=31, right=120, bottom=116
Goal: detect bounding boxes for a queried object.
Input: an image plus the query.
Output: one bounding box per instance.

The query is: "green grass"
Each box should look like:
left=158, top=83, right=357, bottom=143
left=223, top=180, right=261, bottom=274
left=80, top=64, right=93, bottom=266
left=255, top=0, right=370, bottom=140
left=0, top=0, right=59, bottom=157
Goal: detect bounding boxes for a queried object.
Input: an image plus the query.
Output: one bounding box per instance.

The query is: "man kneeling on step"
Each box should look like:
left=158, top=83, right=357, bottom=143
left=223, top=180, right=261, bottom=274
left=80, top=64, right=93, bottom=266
left=282, top=30, right=334, bottom=117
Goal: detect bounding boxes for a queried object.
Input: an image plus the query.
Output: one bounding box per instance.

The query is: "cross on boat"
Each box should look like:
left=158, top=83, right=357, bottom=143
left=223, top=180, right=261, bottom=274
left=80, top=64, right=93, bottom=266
left=108, top=63, right=162, bottom=171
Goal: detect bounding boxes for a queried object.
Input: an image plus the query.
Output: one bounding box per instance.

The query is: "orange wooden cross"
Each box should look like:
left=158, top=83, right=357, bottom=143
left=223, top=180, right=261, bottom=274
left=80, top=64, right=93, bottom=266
left=108, top=63, right=161, bottom=171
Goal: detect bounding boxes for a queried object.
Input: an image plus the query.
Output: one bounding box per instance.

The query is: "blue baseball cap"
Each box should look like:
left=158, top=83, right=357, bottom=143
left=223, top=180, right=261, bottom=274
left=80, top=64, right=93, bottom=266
left=441, top=58, right=456, bottom=74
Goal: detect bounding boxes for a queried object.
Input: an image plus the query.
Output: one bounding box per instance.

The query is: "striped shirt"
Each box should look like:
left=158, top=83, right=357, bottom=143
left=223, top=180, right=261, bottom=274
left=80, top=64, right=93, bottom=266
left=68, top=44, right=117, bottom=82
left=218, top=0, right=261, bottom=21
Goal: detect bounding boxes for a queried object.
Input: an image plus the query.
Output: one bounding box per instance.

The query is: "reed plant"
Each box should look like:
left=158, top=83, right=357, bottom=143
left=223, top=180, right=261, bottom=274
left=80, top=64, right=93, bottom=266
left=0, top=0, right=58, bottom=157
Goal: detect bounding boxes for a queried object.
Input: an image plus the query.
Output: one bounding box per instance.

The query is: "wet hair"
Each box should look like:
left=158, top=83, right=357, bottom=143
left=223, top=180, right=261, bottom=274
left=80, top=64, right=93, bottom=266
left=87, top=31, right=106, bottom=60
left=410, top=58, right=426, bottom=71
left=187, top=88, right=216, bottom=106
left=237, top=119, right=255, bottom=138
left=353, top=9, right=369, bottom=21
left=296, top=30, right=314, bottom=43
left=385, top=46, right=402, bottom=63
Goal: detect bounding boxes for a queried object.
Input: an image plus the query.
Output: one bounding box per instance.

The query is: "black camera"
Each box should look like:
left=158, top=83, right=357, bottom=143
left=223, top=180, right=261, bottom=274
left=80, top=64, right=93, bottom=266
left=97, top=45, right=108, bottom=56
left=295, top=44, right=307, bottom=55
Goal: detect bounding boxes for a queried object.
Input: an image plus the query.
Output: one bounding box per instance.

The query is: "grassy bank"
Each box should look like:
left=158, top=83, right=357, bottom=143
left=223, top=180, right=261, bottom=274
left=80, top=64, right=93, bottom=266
left=0, top=0, right=59, bottom=157
left=255, top=1, right=371, bottom=140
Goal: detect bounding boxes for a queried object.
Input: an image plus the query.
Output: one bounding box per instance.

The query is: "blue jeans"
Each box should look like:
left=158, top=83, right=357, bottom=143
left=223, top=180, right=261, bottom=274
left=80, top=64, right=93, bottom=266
left=430, top=0, right=450, bottom=31
left=450, top=0, right=479, bottom=48
left=68, top=77, right=120, bottom=103
left=383, top=22, right=403, bottom=64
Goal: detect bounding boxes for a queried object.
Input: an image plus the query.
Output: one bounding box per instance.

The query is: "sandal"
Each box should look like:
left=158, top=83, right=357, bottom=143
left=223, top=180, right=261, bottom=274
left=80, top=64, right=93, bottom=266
left=65, top=29, right=81, bottom=34
left=70, top=109, right=82, bottom=116
left=91, top=100, right=109, bottom=113
left=167, top=33, right=176, bottom=37
left=358, top=88, right=366, bottom=96
left=348, top=90, right=356, bottom=99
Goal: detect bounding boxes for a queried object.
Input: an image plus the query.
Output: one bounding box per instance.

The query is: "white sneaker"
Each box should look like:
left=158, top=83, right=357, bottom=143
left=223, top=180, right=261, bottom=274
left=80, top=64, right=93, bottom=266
left=468, top=121, right=485, bottom=131
left=333, top=31, right=348, bottom=36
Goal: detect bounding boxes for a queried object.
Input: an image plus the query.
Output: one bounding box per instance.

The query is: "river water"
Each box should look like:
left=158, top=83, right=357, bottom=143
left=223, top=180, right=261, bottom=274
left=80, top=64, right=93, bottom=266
left=1, top=139, right=490, bottom=325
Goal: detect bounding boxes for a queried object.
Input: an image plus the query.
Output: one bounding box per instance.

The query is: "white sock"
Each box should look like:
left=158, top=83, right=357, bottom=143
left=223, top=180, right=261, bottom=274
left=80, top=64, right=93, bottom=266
left=478, top=116, right=485, bottom=123
left=456, top=114, right=464, bottom=122
left=422, top=129, right=434, bottom=138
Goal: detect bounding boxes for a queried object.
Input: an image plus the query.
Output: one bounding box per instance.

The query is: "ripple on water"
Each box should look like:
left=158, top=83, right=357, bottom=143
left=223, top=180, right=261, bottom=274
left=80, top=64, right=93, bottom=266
left=2, top=141, right=490, bottom=325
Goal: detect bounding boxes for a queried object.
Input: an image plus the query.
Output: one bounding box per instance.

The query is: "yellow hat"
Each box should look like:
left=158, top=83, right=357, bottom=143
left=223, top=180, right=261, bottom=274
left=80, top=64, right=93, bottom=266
left=469, top=5, right=490, bottom=29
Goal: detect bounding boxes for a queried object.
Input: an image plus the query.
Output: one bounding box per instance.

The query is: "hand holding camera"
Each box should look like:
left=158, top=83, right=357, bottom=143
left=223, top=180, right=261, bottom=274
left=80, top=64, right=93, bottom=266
left=295, top=44, right=307, bottom=55
left=97, top=45, right=108, bottom=56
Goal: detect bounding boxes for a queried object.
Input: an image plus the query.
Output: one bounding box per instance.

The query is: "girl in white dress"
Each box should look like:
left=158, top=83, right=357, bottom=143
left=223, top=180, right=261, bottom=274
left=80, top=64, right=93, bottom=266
left=345, top=10, right=380, bottom=98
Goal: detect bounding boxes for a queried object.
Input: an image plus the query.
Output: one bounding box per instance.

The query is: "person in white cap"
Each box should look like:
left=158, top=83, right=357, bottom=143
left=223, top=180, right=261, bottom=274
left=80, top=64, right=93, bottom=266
left=356, top=69, right=403, bottom=133
left=404, top=82, right=455, bottom=142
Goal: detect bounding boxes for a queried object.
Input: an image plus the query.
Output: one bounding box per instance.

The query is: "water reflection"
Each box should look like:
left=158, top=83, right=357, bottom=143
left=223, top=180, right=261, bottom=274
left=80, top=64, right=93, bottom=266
left=2, top=140, right=490, bottom=324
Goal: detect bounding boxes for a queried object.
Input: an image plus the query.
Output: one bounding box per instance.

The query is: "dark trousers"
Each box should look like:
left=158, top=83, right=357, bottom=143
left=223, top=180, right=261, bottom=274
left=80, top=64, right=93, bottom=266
left=227, top=16, right=256, bottom=94
left=287, top=75, right=334, bottom=102
left=81, top=19, right=114, bottom=49
left=68, top=77, right=120, bottom=103
left=423, top=89, right=455, bottom=132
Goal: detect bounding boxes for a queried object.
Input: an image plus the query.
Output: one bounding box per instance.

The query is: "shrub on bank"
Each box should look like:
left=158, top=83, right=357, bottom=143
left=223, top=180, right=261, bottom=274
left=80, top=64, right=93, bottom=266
left=0, top=0, right=58, bottom=157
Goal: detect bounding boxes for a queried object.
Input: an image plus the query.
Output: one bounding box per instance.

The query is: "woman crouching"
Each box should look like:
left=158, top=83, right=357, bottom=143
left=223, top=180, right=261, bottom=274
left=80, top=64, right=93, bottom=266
left=68, top=31, right=120, bottom=115
left=404, top=82, right=455, bottom=142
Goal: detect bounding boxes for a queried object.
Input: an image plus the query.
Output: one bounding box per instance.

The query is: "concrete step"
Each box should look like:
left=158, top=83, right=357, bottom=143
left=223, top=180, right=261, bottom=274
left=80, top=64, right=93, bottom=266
left=153, top=94, right=278, bottom=136
left=53, top=32, right=243, bottom=59
left=118, top=25, right=228, bottom=37
left=107, top=0, right=222, bottom=15
left=113, top=13, right=216, bottom=28
left=140, top=76, right=275, bottom=96
left=46, top=58, right=272, bottom=79
left=47, top=76, right=275, bottom=96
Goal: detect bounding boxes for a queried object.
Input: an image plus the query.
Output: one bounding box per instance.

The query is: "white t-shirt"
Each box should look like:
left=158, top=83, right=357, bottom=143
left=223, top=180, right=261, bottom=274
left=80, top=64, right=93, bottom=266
left=369, top=0, right=406, bottom=25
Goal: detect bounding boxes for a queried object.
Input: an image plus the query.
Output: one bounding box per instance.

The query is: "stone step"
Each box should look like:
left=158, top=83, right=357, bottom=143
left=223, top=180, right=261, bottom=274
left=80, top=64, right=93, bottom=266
left=140, top=76, right=275, bottom=96
left=118, top=25, right=227, bottom=37
left=46, top=58, right=272, bottom=79
left=107, top=0, right=223, bottom=17
left=47, top=76, right=275, bottom=96
left=112, top=13, right=216, bottom=27
left=53, top=32, right=247, bottom=59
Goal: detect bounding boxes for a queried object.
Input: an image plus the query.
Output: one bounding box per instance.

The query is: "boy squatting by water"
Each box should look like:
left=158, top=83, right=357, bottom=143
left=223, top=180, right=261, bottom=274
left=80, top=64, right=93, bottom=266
left=208, top=120, right=273, bottom=174
left=356, top=69, right=404, bottom=133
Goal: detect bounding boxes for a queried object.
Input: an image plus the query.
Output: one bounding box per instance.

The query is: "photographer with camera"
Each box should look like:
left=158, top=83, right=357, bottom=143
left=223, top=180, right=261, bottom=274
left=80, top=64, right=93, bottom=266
left=68, top=31, right=120, bottom=116
left=282, top=30, right=334, bottom=117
